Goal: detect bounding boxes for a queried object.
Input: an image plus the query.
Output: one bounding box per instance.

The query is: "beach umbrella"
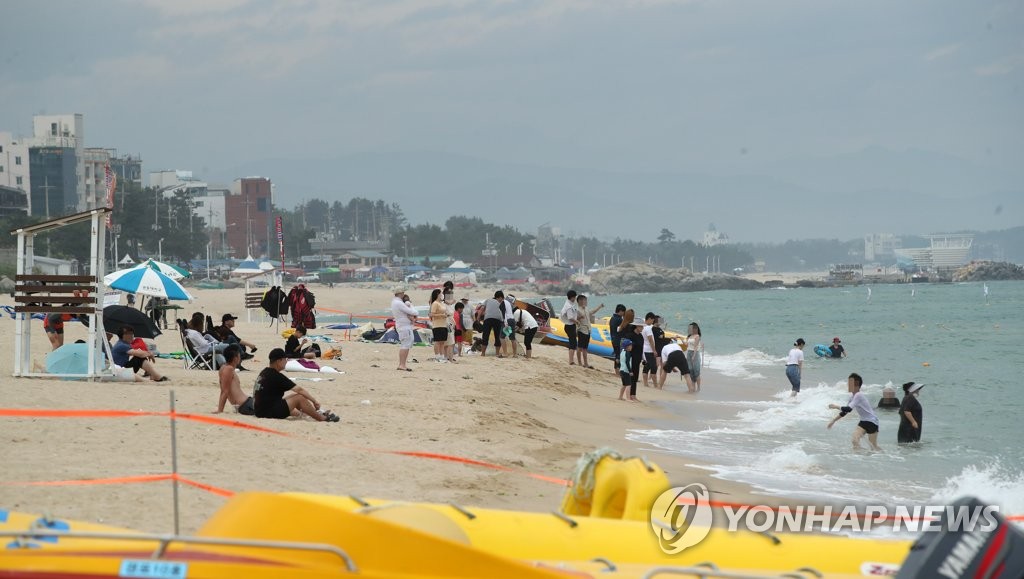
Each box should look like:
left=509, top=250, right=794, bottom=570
left=105, top=266, right=194, bottom=301
left=136, top=258, right=190, bottom=279
left=46, top=343, right=105, bottom=376
left=102, top=305, right=161, bottom=339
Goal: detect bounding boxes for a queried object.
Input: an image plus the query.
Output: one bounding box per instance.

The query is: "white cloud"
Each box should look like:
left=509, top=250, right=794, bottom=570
left=975, top=53, right=1024, bottom=76
left=924, top=43, right=961, bottom=61
left=137, top=0, right=253, bottom=17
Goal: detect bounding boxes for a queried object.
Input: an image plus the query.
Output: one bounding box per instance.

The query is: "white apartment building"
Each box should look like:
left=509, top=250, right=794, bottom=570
left=149, top=169, right=228, bottom=241
left=864, top=233, right=901, bottom=262
left=31, top=114, right=85, bottom=210
left=83, top=148, right=111, bottom=209
left=0, top=132, right=32, bottom=211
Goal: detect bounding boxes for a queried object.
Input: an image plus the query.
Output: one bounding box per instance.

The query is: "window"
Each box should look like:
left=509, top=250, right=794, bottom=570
left=16, top=176, right=22, bottom=185
left=51, top=123, right=58, bottom=136
left=0, top=165, right=4, bottom=173
left=257, top=198, right=268, bottom=212
left=0, top=145, right=3, bottom=152
left=15, top=156, right=21, bottom=165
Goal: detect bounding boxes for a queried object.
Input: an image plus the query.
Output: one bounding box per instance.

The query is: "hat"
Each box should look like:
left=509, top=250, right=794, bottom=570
left=833, top=337, right=841, bottom=343
left=795, top=338, right=806, bottom=346
left=903, top=382, right=924, bottom=394
left=621, top=338, right=633, bottom=349
left=222, top=313, right=238, bottom=322
left=391, top=285, right=406, bottom=295
left=268, top=348, right=287, bottom=362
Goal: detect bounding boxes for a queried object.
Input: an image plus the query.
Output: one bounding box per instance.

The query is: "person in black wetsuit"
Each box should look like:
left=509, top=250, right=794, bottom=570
left=897, top=382, right=924, bottom=444
left=609, top=304, right=626, bottom=372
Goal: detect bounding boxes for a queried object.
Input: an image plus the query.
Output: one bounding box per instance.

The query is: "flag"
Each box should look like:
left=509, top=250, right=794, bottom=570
left=275, top=216, right=285, bottom=271
left=104, top=164, right=117, bottom=230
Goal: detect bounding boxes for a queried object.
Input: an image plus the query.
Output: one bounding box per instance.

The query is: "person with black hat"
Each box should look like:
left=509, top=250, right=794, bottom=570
left=898, top=382, right=924, bottom=444
left=214, top=313, right=258, bottom=359
left=785, top=338, right=805, bottom=397
left=253, top=348, right=338, bottom=422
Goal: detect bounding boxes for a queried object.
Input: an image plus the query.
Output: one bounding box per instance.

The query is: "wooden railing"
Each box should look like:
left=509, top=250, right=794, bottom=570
left=14, top=274, right=98, bottom=315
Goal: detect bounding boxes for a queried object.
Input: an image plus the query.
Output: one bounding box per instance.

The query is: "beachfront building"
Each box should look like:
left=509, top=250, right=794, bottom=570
left=83, top=148, right=111, bottom=209
left=864, top=233, right=901, bottom=262
left=0, top=133, right=31, bottom=212
left=702, top=223, right=729, bottom=247
left=31, top=114, right=85, bottom=211
left=225, top=177, right=273, bottom=259
left=107, top=150, right=143, bottom=187
left=28, top=145, right=77, bottom=218
left=895, top=234, right=974, bottom=270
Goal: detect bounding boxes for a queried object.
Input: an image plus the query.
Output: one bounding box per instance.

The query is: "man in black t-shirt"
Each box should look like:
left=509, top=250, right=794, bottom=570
left=609, top=304, right=625, bottom=372
left=253, top=349, right=338, bottom=422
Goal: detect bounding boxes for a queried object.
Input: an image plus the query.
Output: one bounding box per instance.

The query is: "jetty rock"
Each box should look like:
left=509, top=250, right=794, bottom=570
left=589, top=262, right=763, bottom=293
left=952, top=261, right=1024, bottom=282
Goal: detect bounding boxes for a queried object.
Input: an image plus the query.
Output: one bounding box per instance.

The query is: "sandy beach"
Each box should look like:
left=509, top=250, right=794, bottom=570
left=0, top=283, right=767, bottom=534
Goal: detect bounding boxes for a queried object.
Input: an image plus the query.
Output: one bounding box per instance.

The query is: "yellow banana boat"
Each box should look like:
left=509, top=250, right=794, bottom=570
left=0, top=453, right=915, bottom=578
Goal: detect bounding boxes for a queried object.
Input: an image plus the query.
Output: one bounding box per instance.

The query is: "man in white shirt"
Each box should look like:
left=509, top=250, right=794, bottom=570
left=658, top=340, right=695, bottom=392
left=391, top=286, right=419, bottom=371
left=828, top=372, right=882, bottom=451
left=558, top=290, right=578, bottom=365
left=641, top=312, right=660, bottom=387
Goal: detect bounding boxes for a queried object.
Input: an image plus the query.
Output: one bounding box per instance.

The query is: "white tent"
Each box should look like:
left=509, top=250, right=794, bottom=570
left=118, top=254, right=136, bottom=265
left=448, top=260, right=470, bottom=269
left=231, top=255, right=263, bottom=276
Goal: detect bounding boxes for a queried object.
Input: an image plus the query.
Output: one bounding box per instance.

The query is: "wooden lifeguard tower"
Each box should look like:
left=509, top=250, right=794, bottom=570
left=10, top=208, right=111, bottom=379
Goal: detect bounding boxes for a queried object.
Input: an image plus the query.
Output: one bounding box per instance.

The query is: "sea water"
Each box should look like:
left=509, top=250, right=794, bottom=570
left=597, top=280, right=1023, bottom=521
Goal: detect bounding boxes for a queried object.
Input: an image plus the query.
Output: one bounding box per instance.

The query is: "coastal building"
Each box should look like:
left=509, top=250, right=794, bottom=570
left=107, top=151, right=143, bottom=187
left=702, top=223, right=729, bottom=247
left=225, top=177, right=273, bottom=258
left=30, top=114, right=85, bottom=211
left=28, top=146, right=77, bottom=218
left=0, top=132, right=31, bottom=211
left=895, top=234, right=974, bottom=270
left=864, top=233, right=901, bottom=262
left=83, top=148, right=111, bottom=209
left=0, top=186, right=29, bottom=217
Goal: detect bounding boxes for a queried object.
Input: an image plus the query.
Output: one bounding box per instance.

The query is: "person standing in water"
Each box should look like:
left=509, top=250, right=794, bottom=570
left=829, top=337, right=846, bottom=358
left=827, top=372, right=881, bottom=451
left=686, top=322, right=703, bottom=391
left=897, top=382, right=924, bottom=444
left=785, top=338, right=805, bottom=397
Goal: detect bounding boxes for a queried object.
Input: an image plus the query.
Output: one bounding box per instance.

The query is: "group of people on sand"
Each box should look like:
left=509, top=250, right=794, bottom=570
left=391, top=283, right=541, bottom=371
left=786, top=339, right=925, bottom=450
left=557, top=291, right=704, bottom=403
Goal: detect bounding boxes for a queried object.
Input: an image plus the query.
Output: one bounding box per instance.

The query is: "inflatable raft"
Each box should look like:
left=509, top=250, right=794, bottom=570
left=542, top=318, right=687, bottom=359
left=0, top=453, right=938, bottom=578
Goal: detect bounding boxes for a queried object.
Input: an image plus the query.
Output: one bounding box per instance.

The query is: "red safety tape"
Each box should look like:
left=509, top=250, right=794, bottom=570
left=0, top=474, right=173, bottom=487
left=1, top=408, right=570, bottom=487
left=173, top=474, right=236, bottom=498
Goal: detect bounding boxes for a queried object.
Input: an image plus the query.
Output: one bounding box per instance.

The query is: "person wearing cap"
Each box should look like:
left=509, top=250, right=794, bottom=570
left=617, top=338, right=639, bottom=401
left=215, top=345, right=254, bottom=415
left=785, top=338, right=805, bottom=397
left=214, top=314, right=258, bottom=359
left=898, top=382, right=924, bottom=444
left=827, top=373, right=881, bottom=451
left=253, top=348, right=338, bottom=422
left=828, top=337, right=846, bottom=359
left=391, top=285, right=418, bottom=371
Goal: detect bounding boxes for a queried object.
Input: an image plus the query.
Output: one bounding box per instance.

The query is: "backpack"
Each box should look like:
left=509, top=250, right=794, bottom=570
left=287, top=284, right=317, bottom=329
left=261, top=286, right=288, bottom=319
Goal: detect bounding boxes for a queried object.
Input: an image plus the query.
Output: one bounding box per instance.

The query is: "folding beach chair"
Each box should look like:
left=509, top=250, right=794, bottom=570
left=178, top=319, right=217, bottom=371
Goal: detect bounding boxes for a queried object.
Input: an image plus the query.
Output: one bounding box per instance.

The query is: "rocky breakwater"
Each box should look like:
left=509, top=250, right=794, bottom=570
left=952, top=261, right=1024, bottom=282
left=589, top=262, right=764, bottom=294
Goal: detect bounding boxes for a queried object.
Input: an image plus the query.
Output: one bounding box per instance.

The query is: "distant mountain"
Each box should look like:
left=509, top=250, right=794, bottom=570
left=214, top=149, right=1022, bottom=243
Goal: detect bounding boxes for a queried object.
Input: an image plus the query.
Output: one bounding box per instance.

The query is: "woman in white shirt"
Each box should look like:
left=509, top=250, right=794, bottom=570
left=785, top=338, right=805, bottom=397
left=513, top=307, right=539, bottom=359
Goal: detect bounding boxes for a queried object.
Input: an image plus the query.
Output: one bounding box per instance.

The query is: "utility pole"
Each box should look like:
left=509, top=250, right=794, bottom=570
left=40, top=177, right=55, bottom=220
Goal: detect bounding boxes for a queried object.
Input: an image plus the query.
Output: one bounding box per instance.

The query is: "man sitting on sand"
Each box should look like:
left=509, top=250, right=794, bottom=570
left=254, top=348, right=339, bottom=422
left=827, top=372, right=881, bottom=451
left=214, top=345, right=254, bottom=415
left=111, top=326, right=169, bottom=382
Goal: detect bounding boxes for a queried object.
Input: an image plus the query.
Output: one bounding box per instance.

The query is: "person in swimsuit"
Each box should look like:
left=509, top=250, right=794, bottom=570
left=215, top=345, right=254, bottom=415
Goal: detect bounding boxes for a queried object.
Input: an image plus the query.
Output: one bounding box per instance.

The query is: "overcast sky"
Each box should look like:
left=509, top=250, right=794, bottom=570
left=1, top=0, right=1021, bottom=240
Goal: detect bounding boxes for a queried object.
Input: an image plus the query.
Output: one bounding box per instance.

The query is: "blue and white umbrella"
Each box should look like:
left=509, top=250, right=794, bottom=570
left=104, top=266, right=193, bottom=301
left=131, top=258, right=189, bottom=280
